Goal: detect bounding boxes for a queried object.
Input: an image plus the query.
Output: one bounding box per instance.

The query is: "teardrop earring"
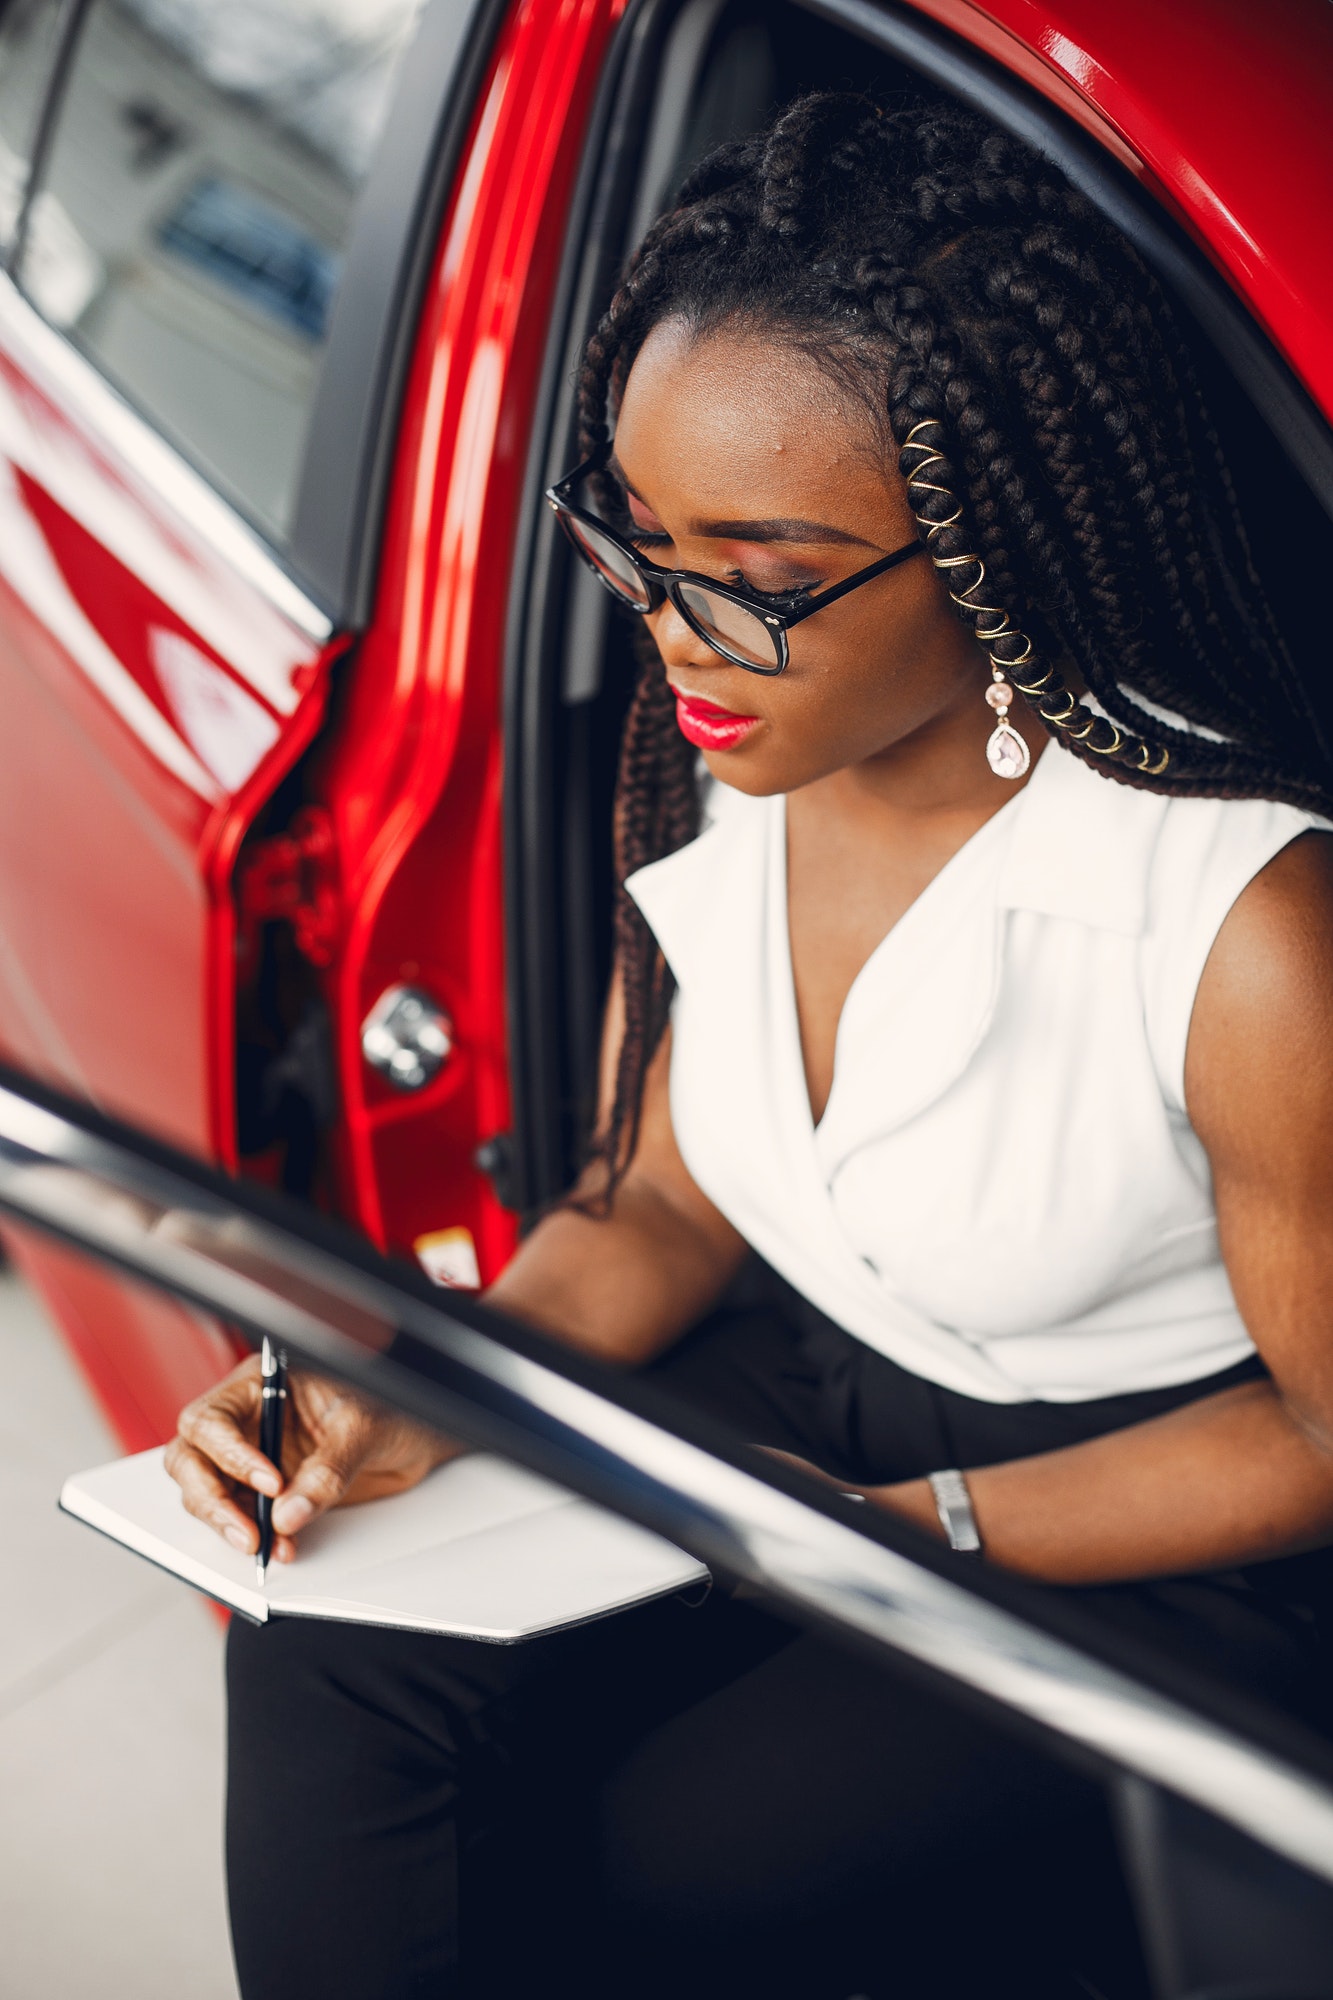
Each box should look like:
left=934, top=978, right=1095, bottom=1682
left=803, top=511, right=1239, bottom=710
left=985, top=668, right=1030, bottom=779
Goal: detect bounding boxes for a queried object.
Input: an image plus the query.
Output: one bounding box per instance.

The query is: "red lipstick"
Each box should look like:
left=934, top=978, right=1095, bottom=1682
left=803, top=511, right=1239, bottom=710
left=672, top=688, right=759, bottom=753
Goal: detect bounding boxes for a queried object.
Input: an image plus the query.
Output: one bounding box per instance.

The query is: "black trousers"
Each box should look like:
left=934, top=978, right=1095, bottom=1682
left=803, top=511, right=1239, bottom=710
left=225, top=1273, right=1325, bottom=2000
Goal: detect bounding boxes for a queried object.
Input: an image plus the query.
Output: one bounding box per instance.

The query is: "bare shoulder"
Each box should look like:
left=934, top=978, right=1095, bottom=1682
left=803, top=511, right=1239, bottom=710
left=1186, top=829, right=1333, bottom=1163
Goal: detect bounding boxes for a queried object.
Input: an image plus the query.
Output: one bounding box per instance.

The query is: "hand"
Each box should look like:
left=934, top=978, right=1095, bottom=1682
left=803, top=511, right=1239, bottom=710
left=164, top=1355, right=460, bottom=1564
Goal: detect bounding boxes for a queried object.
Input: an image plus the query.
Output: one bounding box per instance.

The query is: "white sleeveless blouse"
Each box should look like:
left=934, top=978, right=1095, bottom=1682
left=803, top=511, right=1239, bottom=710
left=626, top=743, right=1327, bottom=1405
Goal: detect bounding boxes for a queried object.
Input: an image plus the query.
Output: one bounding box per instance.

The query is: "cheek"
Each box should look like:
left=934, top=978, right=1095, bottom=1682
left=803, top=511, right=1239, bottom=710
left=831, top=581, right=972, bottom=702
left=760, top=592, right=974, bottom=770
left=794, top=657, right=904, bottom=762
left=789, top=609, right=926, bottom=741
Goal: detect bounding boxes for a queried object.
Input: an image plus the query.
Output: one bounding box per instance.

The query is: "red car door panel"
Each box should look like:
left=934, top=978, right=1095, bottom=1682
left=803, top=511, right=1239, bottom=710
left=0, top=0, right=459, bottom=1446
left=308, top=0, right=627, bottom=1275
left=0, top=275, right=338, bottom=1438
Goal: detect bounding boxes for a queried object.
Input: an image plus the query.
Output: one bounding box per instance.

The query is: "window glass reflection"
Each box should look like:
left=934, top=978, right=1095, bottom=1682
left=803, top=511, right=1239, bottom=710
left=0, top=0, right=67, bottom=247
left=18, top=0, right=427, bottom=538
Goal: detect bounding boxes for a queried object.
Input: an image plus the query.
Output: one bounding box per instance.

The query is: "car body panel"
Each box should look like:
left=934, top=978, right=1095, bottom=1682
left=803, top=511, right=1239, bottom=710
left=0, top=275, right=339, bottom=1434
left=919, top=0, right=1333, bottom=412
left=0, top=272, right=335, bottom=1145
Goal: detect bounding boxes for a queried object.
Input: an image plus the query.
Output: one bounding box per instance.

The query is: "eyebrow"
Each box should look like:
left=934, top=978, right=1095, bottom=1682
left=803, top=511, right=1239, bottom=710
left=608, top=457, right=878, bottom=550
left=693, top=514, right=873, bottom=548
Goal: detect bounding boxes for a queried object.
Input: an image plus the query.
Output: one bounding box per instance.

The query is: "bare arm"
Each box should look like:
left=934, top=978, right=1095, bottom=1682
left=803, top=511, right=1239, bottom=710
left=487, top=970, right=747, bottom=1361
left=874, top=833, right=1333, bottom=1582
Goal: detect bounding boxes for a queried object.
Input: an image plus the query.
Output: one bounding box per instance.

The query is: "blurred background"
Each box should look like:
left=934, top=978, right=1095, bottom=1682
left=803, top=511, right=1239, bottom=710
left=0, top=1260, right=237, bottom=1999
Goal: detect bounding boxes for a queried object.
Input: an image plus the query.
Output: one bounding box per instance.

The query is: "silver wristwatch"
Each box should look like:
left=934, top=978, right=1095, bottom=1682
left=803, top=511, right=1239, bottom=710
left=927, top=1468, right=983, bottom=1554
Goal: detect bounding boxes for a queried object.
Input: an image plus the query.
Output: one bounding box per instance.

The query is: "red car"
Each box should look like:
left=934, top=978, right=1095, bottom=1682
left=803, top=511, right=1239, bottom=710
left=2, top=0, right=1333, bottom=1978
left=1, top=0, right=1329, bottom=1451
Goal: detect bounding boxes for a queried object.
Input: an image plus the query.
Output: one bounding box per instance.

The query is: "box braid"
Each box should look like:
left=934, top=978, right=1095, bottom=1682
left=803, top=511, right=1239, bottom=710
left=578, top=90, right=1333, bottom=1201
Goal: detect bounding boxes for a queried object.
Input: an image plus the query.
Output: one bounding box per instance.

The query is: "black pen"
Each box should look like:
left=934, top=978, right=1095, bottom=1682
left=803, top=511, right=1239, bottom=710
left=255, top=1337, right=288, bottom=1588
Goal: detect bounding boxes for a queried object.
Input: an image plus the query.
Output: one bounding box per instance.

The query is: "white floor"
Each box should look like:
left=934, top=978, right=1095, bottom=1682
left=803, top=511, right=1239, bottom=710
left=0, top=1266, right=239, bottom=1999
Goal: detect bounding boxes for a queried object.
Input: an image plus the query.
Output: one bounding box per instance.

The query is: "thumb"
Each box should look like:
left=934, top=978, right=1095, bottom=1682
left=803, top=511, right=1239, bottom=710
left=271, top=1410, right=373, bottom=1535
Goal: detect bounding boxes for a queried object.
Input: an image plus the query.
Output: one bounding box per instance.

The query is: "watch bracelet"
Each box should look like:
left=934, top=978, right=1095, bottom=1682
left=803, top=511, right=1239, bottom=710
left=927, top=1467, right=983, bottom=1554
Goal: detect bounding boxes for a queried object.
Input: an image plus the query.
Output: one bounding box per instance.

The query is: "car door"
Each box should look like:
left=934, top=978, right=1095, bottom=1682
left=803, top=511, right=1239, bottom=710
left=0, top=0, right=488, bottom=1443
left=279, top=0, right=629, bottom=1284
left=7, top=1062, right=1333, bottom=1996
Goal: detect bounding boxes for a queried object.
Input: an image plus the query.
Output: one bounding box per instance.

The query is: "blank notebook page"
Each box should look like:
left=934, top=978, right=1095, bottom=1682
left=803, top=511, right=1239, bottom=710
left=60, top=1448, right=707, bottom=1640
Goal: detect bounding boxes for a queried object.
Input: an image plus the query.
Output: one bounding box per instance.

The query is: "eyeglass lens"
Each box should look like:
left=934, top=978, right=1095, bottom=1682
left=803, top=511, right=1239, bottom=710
left=562, top=512, right=782, bottom=668
left=675, top=580, right=780, bottom=668
left=563, top=514, right=654, bottom=611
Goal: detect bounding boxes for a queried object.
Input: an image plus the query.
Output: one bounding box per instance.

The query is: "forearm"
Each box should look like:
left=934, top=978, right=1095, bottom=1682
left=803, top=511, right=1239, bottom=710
left=485, top=1174, right=747, bottom=1366
left=874, top=1381, right=1333, bottom=1585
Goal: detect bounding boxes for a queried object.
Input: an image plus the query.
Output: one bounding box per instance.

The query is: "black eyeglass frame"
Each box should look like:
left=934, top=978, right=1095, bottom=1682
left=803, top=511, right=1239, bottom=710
left=545, top=446, right=928, bottom=673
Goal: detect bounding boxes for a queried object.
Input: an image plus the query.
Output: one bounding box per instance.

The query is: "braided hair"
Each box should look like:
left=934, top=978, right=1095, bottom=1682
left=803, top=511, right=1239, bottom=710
left=579, top=91, right=1332, bottom=1200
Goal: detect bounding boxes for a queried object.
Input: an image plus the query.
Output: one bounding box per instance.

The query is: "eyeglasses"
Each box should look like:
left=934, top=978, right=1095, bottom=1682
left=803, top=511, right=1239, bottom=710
left=545, top=445, right=928, bottom=674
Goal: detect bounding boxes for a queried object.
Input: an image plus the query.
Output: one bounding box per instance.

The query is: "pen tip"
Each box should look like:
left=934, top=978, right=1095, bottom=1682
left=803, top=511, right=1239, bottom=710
left=256, top=1560, right=266, bottom=1589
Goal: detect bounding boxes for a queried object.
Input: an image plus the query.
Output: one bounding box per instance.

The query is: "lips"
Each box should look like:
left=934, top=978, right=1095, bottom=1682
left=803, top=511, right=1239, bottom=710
left=671, top=688, right=759, bottom=753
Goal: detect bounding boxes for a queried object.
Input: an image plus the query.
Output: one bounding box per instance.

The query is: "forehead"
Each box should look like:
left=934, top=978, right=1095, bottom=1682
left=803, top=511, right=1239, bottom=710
left=614, top=318, right=881, bottom=503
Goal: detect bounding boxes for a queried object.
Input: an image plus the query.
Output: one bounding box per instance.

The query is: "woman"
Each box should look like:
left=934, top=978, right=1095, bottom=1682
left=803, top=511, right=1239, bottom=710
left=168, top=95, right=1333, bottom=1998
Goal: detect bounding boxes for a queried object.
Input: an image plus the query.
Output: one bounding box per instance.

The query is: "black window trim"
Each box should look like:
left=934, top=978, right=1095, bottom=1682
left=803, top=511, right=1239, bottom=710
left=503, top=0, right=1333, bottom=1219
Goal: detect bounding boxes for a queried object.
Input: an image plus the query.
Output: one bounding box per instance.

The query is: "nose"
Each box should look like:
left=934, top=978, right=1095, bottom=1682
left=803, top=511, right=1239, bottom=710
left=646, top=598, right=723, bottom=674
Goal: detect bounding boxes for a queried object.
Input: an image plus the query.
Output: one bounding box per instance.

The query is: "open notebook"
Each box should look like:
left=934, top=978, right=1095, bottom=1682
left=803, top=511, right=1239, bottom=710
left=60, top=1448, right=709, bottom=1641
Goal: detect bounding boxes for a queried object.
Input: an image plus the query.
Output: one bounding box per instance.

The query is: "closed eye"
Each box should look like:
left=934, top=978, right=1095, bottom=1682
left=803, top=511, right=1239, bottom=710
left=628, top=522, right=814, bottom=598
left=726, top=570, right=815, bottom=604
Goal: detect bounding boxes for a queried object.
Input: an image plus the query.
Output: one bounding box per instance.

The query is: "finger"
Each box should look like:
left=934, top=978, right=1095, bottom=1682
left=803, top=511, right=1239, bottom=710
left=178, top=1394, right=282, bottom=1497
left=272, top=1408, right=374, bottom=1535
left=165, top=1438, right=255, bottom=1547
left=164, top=1438, right=258, bottom=1553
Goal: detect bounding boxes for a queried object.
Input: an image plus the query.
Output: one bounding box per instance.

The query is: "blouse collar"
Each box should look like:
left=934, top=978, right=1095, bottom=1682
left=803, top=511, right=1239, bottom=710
left=629, top=739, right=1168, bottom=981
left=625, top=743, right=1169, bottom=1162
left=997, top=739, right=1167, bottom=937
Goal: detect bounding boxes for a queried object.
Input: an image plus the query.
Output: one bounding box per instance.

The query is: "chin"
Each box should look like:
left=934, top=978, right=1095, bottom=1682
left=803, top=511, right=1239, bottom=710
left=699, top=744, right=792, bottom=794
